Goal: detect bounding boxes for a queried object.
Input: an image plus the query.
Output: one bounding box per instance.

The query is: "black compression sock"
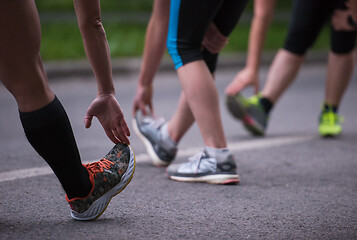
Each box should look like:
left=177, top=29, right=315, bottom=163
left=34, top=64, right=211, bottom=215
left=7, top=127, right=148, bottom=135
left=19, top=96, right=91, bottom=199
left=259, top=97, right=273, bottom=115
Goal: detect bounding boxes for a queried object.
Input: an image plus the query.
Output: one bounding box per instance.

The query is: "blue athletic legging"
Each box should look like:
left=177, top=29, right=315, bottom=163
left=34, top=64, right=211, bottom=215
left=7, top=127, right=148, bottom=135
left=284, top=0, right=357, bottom=55
left=167, top=0, right=249, bottom=72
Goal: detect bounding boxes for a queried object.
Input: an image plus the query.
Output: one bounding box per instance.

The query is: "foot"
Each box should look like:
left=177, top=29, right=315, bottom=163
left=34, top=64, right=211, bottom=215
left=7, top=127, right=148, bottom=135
left=66, top=143, right=135, bottom=221
left=319, top=105, right=343, bottom=137
left=167, top=150, right=239, bottom=184
left=132, top=112, right=177, bottom=166
left=226, top=93, right=267, bottom=136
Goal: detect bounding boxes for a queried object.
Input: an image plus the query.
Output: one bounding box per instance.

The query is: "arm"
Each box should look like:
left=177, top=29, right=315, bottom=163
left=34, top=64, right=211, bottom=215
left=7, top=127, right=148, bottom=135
left=73, top=0, right=130, bottom=144
left=132, top=0, right=170, bottom=115
left=225, top=0, right=276, bottom=95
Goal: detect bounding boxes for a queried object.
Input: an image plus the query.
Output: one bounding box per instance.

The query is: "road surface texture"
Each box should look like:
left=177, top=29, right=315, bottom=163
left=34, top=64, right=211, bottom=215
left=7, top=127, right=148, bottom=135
left=0, top=62, right=356, bottom=239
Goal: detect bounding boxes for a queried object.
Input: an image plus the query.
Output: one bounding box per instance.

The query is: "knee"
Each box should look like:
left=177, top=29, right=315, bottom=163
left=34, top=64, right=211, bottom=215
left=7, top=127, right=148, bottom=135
left=2, top=55, right=49, bottom=99
left=7, top=78, right=49, bottom=99
left=167, top=37, right=202, bottom=69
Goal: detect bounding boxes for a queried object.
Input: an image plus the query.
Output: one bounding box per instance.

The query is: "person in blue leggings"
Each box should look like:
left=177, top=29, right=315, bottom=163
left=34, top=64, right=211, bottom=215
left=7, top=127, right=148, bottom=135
left=134, top=0, right=249, bottom=184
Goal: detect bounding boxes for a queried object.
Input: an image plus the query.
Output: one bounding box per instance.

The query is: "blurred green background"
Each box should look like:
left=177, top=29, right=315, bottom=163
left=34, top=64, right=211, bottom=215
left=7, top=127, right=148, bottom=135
left=36, top=0, right=330, bottom=61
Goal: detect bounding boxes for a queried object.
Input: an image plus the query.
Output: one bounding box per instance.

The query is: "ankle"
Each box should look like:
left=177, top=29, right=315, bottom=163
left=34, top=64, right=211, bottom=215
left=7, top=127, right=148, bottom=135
left=204, top=146, right=230, bottom=162
left=161, top=123, right=178, bottom=148
left=323, top=102, right=338, bottom=113
left=259, top=97, right=273, bottom=115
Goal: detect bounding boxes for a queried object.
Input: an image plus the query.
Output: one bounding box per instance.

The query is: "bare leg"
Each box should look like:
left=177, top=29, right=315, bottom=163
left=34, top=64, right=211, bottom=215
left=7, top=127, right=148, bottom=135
left=177, top=61, right=227, bottom=148
left=167, top=92, right=195, bottom=143
left=0, top=0, right=54, bottom=111
left=261, top=49, right=304, bottom=103
left=325, top=50, right=355, bottom=106
left=0, top=0, right=92, bottom=199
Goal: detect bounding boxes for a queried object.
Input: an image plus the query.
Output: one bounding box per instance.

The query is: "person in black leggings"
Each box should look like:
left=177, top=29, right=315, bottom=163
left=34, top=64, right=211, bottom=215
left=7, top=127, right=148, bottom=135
left=228, top=0, right=356, bottom=137
left=285, top=0, right=356, bottom=54
left=0, top=0, right=135, bottom=220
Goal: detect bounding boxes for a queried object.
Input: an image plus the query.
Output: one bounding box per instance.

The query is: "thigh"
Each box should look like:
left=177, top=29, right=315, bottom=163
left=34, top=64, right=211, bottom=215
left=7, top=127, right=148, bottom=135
left=175, top=0, right=224, bottom=46
left=0, top=0, right=44, bottom=89
left=213, top=0, right=249, bottom=37
left=284, top=0, right=335, bottom=55
left=0, top=0, right=53, bottom=111
left=167, top=0, right=224, bottom=68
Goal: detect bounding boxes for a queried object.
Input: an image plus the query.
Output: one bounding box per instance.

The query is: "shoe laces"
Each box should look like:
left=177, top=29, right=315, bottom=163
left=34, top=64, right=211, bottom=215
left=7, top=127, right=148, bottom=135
left=143, top=117, right=165, bottom=129
left=188, top=150, right=206, bottom=173
left=247, top=94, right=262, bottom=106
left=321, top=111, right=344, bottom=125
left=85, top=159, right=114, bottom=176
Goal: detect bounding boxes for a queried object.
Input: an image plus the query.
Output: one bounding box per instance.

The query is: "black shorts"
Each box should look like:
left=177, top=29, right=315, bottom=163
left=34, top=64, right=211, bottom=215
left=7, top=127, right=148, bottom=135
left=284, top=0, right=357, bottom=55
left=167, top=0, right=249, bottom=72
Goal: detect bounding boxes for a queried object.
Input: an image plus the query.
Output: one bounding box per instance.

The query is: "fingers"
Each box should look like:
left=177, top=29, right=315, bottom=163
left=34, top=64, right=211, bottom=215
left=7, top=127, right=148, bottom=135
left=107, top=118, right=131, bottom=145
left=139, top=102, right=148, bottom=115
left=132, top=102, right=139, bottom=116
left=106, top=128, right=130, bottom=146
left=148, top=102, right=154, bottom=116
left=121, top=118, right=131, bottom=137
left=233, top=81, right=248, bottom=94
left=84, top=113, right=93, bottom=128
left=225, top=79, right=247, bottom=95
left=102, top=122, right=131, bottom=145
left=133, top=100, right=148, bottom=116
left=105, top=128, right=120, bottom=144
left=113, top=127, right=130, bottom=145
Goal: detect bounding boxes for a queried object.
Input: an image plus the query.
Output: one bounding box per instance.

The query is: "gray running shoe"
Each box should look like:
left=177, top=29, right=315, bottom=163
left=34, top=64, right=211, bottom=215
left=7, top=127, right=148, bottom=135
left=167, top=150, right=239, bottom=184
left=133, top=112, right=177, bottom=166
left=226, top=93, right=267, bottom=136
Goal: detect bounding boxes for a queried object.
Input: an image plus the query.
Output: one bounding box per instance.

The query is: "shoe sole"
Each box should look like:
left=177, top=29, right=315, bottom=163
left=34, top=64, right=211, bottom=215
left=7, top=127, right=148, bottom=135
left=226, top=95, right=264, bottom=136
left=319, top=127, right=342, bottom=138
left=132, top=118, right=170, bottom=167
left=70, top=146, right=136, bottom=221
left=168, top=173, right=240, bottom=185
left=319, top=132, right=341, bottom=138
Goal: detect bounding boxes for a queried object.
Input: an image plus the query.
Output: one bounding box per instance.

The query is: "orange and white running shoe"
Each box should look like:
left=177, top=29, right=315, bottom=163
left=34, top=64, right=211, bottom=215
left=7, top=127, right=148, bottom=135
left=66, top=143, right=135, bottom=221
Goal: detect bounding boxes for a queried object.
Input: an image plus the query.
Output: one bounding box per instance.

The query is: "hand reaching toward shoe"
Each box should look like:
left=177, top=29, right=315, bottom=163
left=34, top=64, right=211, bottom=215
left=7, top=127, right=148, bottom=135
left=225, top=67, right=259, bottom=96
left=85, top=94, right=131, bottom=145
left=132, top=83, right=154, bottom=116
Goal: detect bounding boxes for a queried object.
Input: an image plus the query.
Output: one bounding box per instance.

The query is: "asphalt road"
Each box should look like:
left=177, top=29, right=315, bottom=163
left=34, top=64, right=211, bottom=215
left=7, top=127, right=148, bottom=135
left=0, top=62, right=356, bottom=239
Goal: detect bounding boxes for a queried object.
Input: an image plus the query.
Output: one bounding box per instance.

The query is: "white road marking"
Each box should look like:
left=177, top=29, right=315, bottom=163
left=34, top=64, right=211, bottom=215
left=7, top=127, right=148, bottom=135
left=0, top=134, right=315, bottom=183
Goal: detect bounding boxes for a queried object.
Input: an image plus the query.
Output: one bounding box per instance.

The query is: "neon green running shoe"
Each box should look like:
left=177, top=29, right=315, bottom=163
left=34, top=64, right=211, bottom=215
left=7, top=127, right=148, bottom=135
left=226, top=93, right=267, bottom=136
left=318, top=105, right=343, bottom=137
